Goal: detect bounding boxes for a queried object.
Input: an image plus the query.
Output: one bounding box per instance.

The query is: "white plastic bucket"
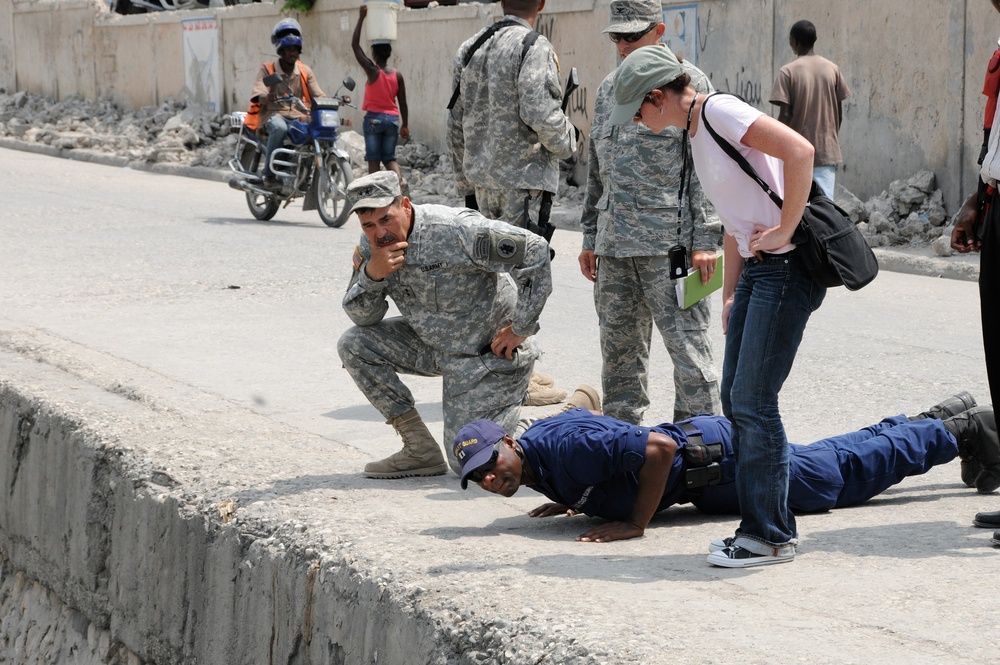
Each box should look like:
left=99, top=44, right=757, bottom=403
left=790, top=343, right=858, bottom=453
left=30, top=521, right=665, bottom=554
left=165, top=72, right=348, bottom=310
left=364, top=0, right=400, bottom=43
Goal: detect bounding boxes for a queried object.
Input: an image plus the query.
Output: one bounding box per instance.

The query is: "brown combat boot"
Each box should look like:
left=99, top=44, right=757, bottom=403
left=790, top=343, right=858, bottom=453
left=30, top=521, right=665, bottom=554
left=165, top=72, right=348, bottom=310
left=363, top=409, right=449, bottom=479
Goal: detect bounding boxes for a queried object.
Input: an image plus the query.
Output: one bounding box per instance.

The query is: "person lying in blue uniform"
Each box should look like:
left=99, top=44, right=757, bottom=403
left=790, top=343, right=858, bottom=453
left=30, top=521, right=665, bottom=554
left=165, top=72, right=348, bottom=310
left=453, top=392, right=998, bottom=549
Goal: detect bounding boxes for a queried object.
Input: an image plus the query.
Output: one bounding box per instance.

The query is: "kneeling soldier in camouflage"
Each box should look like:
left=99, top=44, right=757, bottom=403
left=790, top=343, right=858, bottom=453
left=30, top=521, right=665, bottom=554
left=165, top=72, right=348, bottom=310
left=338, top=171, right=554, bottom=478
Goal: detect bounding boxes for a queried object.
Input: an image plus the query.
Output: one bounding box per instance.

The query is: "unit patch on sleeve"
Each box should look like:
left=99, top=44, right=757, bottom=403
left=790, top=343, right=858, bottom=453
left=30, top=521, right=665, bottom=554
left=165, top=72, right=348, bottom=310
left=474, top=233, right=491, bottom=261
left=488, top=231, right=526, bottom=264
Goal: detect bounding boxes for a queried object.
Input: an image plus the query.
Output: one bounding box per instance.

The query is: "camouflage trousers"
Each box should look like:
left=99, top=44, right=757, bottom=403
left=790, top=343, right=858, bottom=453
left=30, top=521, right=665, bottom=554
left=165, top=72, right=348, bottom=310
left=337, top=317, right=535, bottom=473
left=595, top=255, right=721, bottom=424
left=474, top=187, right=543, bottom=228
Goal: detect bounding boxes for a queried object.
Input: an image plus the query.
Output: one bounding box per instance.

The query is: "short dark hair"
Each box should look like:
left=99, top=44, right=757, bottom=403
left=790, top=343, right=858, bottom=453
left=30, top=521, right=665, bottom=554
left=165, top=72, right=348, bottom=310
left=372, top=43, right=392, bottom=61
left=504, top=0, right=543, bottom=11
left=355, top=196, right=403, bottom=218
left=662, top=72, right=692, bottom=94
left=790, top=20, right=817, bottom=49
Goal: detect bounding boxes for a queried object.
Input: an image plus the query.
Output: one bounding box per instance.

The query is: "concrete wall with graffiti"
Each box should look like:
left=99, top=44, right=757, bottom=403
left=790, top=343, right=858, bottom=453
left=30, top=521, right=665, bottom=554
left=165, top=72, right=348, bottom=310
left=1, top=0, right=997, bottom=208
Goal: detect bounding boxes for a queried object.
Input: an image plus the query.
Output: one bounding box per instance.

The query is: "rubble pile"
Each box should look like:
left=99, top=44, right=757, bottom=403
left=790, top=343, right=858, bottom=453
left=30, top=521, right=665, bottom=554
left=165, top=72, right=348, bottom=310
left=852, top=170, right=956, bottom=255
left=0, top=90, right=236, bottom=167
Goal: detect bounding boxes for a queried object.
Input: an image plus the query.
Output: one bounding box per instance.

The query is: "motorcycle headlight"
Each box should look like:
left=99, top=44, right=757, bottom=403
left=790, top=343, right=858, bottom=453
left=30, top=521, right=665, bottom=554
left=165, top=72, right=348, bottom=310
left=319, top=110, right=340, bottom=128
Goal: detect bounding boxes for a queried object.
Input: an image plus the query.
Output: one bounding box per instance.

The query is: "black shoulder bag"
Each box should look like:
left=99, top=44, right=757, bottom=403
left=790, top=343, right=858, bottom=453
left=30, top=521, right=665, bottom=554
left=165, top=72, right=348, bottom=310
left=699, top=92, right=879, bottom=291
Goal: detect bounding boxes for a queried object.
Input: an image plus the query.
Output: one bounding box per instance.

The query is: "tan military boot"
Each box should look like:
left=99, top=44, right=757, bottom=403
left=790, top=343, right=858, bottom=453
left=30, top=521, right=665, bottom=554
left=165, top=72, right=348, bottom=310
left=524, top=372, right=568, bottom=406
left=564, top=384, right=602, bottom=412
left=363, top=409, right=449, bottom=479
left=532, top=371, right=555, bottom=387
left=540, top=384, right=602, bottom=418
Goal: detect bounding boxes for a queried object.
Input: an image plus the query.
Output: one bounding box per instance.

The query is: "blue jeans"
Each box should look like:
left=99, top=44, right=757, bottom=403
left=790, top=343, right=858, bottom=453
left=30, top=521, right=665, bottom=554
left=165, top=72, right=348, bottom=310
left=720, top=250, right=826, bottom=550
left=263, top=114, right=292, bottom=177
left=363, top=111, right=400, bottom=163
left=813, top=165, right=837, bottom=199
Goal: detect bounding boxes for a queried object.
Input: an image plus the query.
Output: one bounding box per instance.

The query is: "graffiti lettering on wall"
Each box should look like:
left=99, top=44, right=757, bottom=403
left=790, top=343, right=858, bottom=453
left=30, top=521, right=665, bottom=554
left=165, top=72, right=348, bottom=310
left=536, top=14, right=554, bottom=42
left=567, top=86, right=589, bottom=121
left=718, top=67, right=763, bottom=106
left=696, top=7, right=764, bottom=108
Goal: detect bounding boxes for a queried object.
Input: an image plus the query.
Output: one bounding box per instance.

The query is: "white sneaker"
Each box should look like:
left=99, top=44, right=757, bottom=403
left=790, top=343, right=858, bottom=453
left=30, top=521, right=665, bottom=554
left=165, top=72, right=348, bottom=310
left=706, top=544, right=795, bottom=568
left=708, top=537, right=734, bottom=553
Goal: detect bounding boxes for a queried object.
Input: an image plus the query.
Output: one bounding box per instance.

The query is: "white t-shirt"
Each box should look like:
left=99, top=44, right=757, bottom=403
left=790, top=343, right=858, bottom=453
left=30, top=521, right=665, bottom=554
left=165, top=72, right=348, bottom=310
left=690, top=94, right=789, bottom=257
left=981, top=102, right=1000, bottom=185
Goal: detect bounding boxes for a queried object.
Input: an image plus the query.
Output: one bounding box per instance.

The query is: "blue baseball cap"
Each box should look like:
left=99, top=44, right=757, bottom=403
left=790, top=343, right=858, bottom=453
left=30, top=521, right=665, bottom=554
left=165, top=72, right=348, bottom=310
left=454, top=419, right=506, bottom=489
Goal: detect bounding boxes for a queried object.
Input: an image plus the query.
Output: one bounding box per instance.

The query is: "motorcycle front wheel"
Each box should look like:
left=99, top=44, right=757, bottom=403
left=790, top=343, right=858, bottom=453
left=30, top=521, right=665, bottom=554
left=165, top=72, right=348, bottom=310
left=317, top=152, right=353, bottom=228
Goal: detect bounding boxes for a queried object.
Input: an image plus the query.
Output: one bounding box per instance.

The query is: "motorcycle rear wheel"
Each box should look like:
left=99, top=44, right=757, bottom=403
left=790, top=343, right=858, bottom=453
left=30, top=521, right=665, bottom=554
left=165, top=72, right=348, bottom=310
left=243, top=148, right=280, bottom=221
left=246, top=190, right=279, bottom=221
left=317, top=153, right=353, bottom=228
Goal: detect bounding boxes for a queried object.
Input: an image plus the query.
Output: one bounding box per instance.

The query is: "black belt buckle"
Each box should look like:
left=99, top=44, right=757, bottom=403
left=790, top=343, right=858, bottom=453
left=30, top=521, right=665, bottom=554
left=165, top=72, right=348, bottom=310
left=685, top=462, right=721, bottom=489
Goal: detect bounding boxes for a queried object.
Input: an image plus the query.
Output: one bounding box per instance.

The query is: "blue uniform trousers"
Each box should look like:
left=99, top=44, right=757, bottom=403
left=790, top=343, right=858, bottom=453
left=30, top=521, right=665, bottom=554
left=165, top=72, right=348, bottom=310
left=681, top=415, right=959, bottom=515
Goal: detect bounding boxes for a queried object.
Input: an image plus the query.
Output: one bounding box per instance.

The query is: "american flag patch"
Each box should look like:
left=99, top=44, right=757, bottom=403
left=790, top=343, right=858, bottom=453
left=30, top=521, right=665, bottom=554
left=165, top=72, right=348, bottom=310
left=352, top=246, right=363, bottom=270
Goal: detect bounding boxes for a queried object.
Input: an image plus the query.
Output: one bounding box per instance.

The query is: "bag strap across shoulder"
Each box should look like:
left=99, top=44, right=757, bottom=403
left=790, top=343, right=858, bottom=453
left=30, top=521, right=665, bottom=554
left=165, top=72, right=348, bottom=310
left=447, top=20, right=537, bottom=110
left=699, top=92, right=785, bottom=209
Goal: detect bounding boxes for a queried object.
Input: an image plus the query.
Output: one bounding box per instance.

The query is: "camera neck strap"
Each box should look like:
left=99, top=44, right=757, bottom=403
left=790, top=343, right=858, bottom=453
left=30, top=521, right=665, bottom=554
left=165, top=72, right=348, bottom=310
left=676, top=92, right=698, bottom=241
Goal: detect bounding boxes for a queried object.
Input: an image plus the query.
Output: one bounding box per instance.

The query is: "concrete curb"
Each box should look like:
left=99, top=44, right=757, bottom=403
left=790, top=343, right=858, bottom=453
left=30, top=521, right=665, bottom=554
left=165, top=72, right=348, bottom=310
left=873, top=246, right=980, bottom=282
left=0, top=137, right=231, bottom=183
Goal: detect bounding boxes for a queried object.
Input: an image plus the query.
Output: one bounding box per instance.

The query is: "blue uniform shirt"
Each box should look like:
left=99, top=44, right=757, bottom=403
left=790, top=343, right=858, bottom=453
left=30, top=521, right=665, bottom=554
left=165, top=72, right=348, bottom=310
left=518, top=409, right=692, bottom=521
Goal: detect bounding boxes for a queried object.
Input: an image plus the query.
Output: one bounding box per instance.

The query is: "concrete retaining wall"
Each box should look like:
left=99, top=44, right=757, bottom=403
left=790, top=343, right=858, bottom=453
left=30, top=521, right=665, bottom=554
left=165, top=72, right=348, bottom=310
left=2, top=0, right=997, bottom=208
left=0, top=353, right=447, bottom=664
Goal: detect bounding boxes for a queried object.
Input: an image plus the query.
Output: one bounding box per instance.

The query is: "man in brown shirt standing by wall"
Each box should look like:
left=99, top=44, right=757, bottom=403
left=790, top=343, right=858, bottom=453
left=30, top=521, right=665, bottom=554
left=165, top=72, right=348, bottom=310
left=769, top=19, right=851, bottom=199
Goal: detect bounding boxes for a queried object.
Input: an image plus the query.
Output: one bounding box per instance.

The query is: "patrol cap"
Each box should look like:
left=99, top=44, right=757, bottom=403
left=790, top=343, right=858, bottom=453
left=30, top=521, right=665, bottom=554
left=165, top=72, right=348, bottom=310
left=454, top=419, right=506, bottom=489
left=609, top=45, right=684, bottom=126
left=604, top=0, right=663, bottom=34
left=347, top=171, right=402, bottom=214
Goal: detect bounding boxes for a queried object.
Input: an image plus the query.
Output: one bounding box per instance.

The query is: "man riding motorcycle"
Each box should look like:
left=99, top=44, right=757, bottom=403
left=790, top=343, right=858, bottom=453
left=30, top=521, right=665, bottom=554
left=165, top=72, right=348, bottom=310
left=247, top=18, right=327, bottom=190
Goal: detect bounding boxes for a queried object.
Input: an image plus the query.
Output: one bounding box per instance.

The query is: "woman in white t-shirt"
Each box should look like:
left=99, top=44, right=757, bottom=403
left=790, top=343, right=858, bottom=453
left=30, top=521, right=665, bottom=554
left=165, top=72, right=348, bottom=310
left=610, top=45, right=826, bottom=569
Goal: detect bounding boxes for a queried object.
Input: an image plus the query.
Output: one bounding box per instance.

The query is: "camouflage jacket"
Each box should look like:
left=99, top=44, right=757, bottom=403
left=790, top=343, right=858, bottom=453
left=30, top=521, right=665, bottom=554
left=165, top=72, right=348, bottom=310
left=581, top=59, right=720, bottom=257
left=343, top=204, right=553, bottom=357
left=447, top=15, right=576, bottom=196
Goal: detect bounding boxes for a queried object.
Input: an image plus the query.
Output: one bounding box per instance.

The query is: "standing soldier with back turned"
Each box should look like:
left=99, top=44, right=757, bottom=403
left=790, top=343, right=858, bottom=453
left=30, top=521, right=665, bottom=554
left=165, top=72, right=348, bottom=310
left=447, top=0, right=576, bottom=228
left=447, top=0, right=578, bottom=408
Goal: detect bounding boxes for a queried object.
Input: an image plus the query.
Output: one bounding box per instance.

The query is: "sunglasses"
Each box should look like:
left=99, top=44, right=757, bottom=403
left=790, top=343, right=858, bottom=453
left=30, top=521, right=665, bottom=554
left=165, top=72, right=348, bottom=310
left=633, top=93, right=655, bottom=121
left=465, top=442, right=501, bottom=484
left=609, top=23, right=656, bottom=44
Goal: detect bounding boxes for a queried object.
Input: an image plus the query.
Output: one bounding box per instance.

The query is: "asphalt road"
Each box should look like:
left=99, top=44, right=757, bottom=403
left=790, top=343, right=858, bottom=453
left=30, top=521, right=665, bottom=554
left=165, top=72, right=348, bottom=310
left=2, top=147, right=997, bottom=664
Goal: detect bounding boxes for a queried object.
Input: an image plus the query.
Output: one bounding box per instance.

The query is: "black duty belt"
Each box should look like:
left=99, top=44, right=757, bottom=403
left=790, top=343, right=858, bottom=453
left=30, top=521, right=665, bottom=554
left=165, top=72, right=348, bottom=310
left=678, top=421, right=722, bottom=490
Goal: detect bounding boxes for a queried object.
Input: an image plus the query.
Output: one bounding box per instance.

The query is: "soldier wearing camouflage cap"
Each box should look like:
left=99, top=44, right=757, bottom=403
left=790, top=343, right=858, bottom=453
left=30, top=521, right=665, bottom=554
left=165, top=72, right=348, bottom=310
left=446, top=0, right=576, bottom=228
left=338, top=171, right=555, bottom=479
left=580, top=0, right=722, bottom=425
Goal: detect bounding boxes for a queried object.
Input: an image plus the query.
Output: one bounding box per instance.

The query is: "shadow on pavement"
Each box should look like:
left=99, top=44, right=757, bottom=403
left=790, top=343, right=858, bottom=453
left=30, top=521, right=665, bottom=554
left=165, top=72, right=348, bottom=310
left=202, top=216, right=320, bottom=229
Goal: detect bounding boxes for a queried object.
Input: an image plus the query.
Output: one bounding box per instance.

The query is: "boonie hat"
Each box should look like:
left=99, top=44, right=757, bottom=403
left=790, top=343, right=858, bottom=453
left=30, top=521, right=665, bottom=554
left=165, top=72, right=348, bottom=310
left=609, top=45, right=684, bottom=126
left=603, top=0, right=662, bottom=34
left=347, top=171, right=402, bottom=214
left=454, top=419, right=506, bottom=489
